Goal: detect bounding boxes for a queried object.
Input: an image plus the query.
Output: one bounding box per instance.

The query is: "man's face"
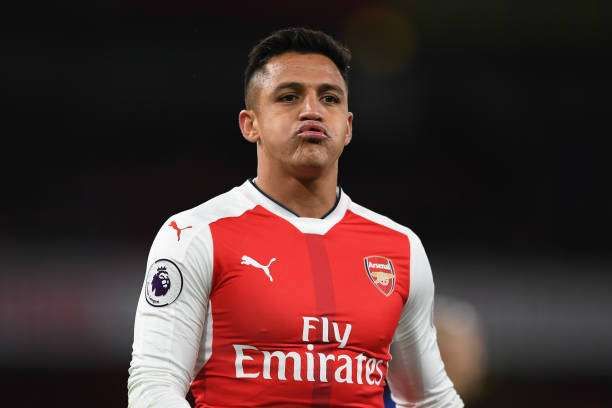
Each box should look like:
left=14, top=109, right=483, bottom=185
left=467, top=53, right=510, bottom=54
left=244, top=52, right=353, bottom=179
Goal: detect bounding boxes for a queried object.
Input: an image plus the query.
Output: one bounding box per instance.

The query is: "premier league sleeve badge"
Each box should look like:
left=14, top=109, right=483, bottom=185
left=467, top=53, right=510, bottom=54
left=145, top=259, right=184, bottom=307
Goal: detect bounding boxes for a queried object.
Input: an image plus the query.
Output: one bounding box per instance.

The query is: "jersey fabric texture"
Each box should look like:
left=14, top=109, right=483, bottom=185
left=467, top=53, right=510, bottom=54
left=128, top=180, right=463, bottom=408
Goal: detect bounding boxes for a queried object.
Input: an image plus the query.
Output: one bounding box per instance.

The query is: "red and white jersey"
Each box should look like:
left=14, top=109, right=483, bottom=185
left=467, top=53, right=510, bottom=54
left=128, top=180, right=463, bottom=408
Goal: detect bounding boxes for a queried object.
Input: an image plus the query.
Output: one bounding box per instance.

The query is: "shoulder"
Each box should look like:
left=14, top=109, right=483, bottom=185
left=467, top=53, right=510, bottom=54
left=189, top=185, right=258, bottom=224
left=347, top=200, right=423, bottom=248
left=149, top=185, right=257, bottom=262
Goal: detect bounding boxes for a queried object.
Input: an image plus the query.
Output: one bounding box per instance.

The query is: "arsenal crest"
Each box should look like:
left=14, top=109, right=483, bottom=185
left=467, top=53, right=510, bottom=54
left=364, top=256, right=396, bottom=297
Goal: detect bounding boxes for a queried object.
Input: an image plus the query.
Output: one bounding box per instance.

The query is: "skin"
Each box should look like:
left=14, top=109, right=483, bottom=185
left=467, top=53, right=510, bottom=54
left=435, top=307, right=486, bottom=402
left=239, top=52, right=353, bottom=218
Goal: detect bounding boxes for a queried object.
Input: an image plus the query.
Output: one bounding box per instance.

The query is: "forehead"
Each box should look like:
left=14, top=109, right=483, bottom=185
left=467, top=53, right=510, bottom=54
left=258, top=52, right=346, bottom=92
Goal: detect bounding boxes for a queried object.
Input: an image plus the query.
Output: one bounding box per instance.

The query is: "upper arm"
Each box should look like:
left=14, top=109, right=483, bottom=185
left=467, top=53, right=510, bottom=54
left=387, top=233, right=463, bottom=408
left=128, top=215, right=213, bottom=408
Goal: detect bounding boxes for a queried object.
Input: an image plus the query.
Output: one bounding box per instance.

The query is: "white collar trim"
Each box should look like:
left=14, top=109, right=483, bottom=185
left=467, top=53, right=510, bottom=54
left=238, top=179, right=350, bottom=235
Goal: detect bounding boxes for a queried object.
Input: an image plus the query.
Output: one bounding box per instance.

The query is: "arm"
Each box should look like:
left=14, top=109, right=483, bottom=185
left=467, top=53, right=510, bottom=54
left=387, top=233, right=464, bottom=408
left=127, top=217, right=213, bottom=408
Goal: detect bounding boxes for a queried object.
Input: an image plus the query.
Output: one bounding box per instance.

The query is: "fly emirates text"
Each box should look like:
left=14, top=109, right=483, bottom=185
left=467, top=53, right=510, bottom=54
left=233, top=316, right=386, bottom=385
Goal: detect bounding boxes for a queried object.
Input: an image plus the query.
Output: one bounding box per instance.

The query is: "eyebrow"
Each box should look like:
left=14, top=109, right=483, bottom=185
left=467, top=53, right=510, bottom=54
left=273, top=81, right=346, bottom=96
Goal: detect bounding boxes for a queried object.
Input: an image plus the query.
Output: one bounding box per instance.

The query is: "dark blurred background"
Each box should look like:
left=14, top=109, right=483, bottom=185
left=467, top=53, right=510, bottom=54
left=2, top=0, right=610, bottom=406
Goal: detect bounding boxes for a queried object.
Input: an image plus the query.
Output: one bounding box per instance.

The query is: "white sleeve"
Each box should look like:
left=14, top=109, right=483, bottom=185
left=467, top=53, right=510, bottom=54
left=127, top=216, right=213, bottom=408
left=387, top=233, right=464, bottom=408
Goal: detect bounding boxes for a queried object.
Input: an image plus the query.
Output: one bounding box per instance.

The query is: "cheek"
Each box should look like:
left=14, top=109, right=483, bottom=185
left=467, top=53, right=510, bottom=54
left=331, top=119, right=350, bottom=142
left=259, top=114, right=294, bottom=144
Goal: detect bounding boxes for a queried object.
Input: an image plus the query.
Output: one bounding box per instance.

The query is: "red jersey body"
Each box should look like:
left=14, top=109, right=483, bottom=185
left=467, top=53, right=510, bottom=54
left=128, top=180, right=463, bottom=408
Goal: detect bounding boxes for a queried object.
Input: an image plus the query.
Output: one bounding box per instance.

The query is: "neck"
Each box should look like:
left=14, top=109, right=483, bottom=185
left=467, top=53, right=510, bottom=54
left=255, top=165, right=339, bottom=219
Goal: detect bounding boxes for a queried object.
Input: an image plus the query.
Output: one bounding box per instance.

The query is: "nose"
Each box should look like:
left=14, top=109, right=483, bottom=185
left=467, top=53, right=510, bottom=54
left=298, top=92, right=323, bottom=121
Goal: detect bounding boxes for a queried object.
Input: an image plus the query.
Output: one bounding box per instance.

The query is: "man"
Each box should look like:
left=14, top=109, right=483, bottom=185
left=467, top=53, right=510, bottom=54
left=128, top=27, right=463, bottom=407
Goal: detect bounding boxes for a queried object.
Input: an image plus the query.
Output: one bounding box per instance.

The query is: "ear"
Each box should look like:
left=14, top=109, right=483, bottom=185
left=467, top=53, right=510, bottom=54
left=344, top=112, right=353, bottom=146
left=239, top=109, right=259, bottom=143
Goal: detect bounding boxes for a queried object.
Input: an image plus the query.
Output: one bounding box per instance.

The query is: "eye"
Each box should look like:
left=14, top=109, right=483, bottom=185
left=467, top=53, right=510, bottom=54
left=322, top=94, right=340, bottom=104
left=278, top=94, right=298, bottom=102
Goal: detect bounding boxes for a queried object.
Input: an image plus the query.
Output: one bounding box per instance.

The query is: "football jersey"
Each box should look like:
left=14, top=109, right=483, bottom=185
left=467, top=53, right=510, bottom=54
left=128, top=180, right=463, bottom=408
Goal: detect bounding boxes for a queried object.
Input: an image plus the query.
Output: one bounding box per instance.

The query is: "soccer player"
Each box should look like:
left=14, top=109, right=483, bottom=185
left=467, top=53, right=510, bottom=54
left=128, top=27, right=463, bottom=407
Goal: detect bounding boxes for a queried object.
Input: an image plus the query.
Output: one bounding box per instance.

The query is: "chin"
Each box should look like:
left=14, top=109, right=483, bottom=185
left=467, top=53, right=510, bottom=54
left=286, top=146, right=338, bottom=178
left=289, top=161, right=328, bottom=180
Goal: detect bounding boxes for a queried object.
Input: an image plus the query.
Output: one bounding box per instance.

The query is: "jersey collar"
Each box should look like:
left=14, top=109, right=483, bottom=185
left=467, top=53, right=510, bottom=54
left=238, top=179, right=350, bottom=235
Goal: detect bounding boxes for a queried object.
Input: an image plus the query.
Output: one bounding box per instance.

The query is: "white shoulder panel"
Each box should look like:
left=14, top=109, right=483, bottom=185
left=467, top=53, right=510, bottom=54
left=348, top=201, right=419, bottom=242
left=190, top=185, right=260, bottom=224
left=149, top=186, right=258, bottom=263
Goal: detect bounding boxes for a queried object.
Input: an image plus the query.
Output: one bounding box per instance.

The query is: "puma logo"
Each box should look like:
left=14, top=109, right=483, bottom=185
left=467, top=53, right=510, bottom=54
left=168, top=220, right=192, bottom=241
left=241, top=255, right=277, bottom=282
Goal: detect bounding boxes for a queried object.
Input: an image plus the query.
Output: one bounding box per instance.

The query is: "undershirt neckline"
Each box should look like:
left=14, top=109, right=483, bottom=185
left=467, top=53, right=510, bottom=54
left=248, top=178, right=342, bottom=220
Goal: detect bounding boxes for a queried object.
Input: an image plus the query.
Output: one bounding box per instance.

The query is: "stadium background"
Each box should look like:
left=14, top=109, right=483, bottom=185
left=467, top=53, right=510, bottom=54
left=2, top=1, right=610, bottom=406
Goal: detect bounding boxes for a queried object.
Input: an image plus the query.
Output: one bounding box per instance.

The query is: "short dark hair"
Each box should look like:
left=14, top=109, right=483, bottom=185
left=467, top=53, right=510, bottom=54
left=244, top=27, right=352, bottom=108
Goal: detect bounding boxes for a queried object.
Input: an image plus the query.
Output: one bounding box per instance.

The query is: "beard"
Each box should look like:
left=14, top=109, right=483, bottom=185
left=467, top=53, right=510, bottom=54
left=286, top=139, right=339, bottom=179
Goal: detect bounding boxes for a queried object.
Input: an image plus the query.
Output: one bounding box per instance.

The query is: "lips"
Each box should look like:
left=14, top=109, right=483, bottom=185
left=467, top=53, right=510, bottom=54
left=297, top=121, right=328, bottom=140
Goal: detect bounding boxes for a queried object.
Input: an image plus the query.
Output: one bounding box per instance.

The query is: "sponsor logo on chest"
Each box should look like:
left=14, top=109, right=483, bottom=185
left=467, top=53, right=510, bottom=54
left=233, top=316, right=385, bottom=386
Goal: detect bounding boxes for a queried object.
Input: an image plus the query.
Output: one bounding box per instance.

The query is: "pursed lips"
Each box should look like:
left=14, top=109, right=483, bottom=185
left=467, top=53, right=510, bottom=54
left=296, top=121, right=329, bottom=140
